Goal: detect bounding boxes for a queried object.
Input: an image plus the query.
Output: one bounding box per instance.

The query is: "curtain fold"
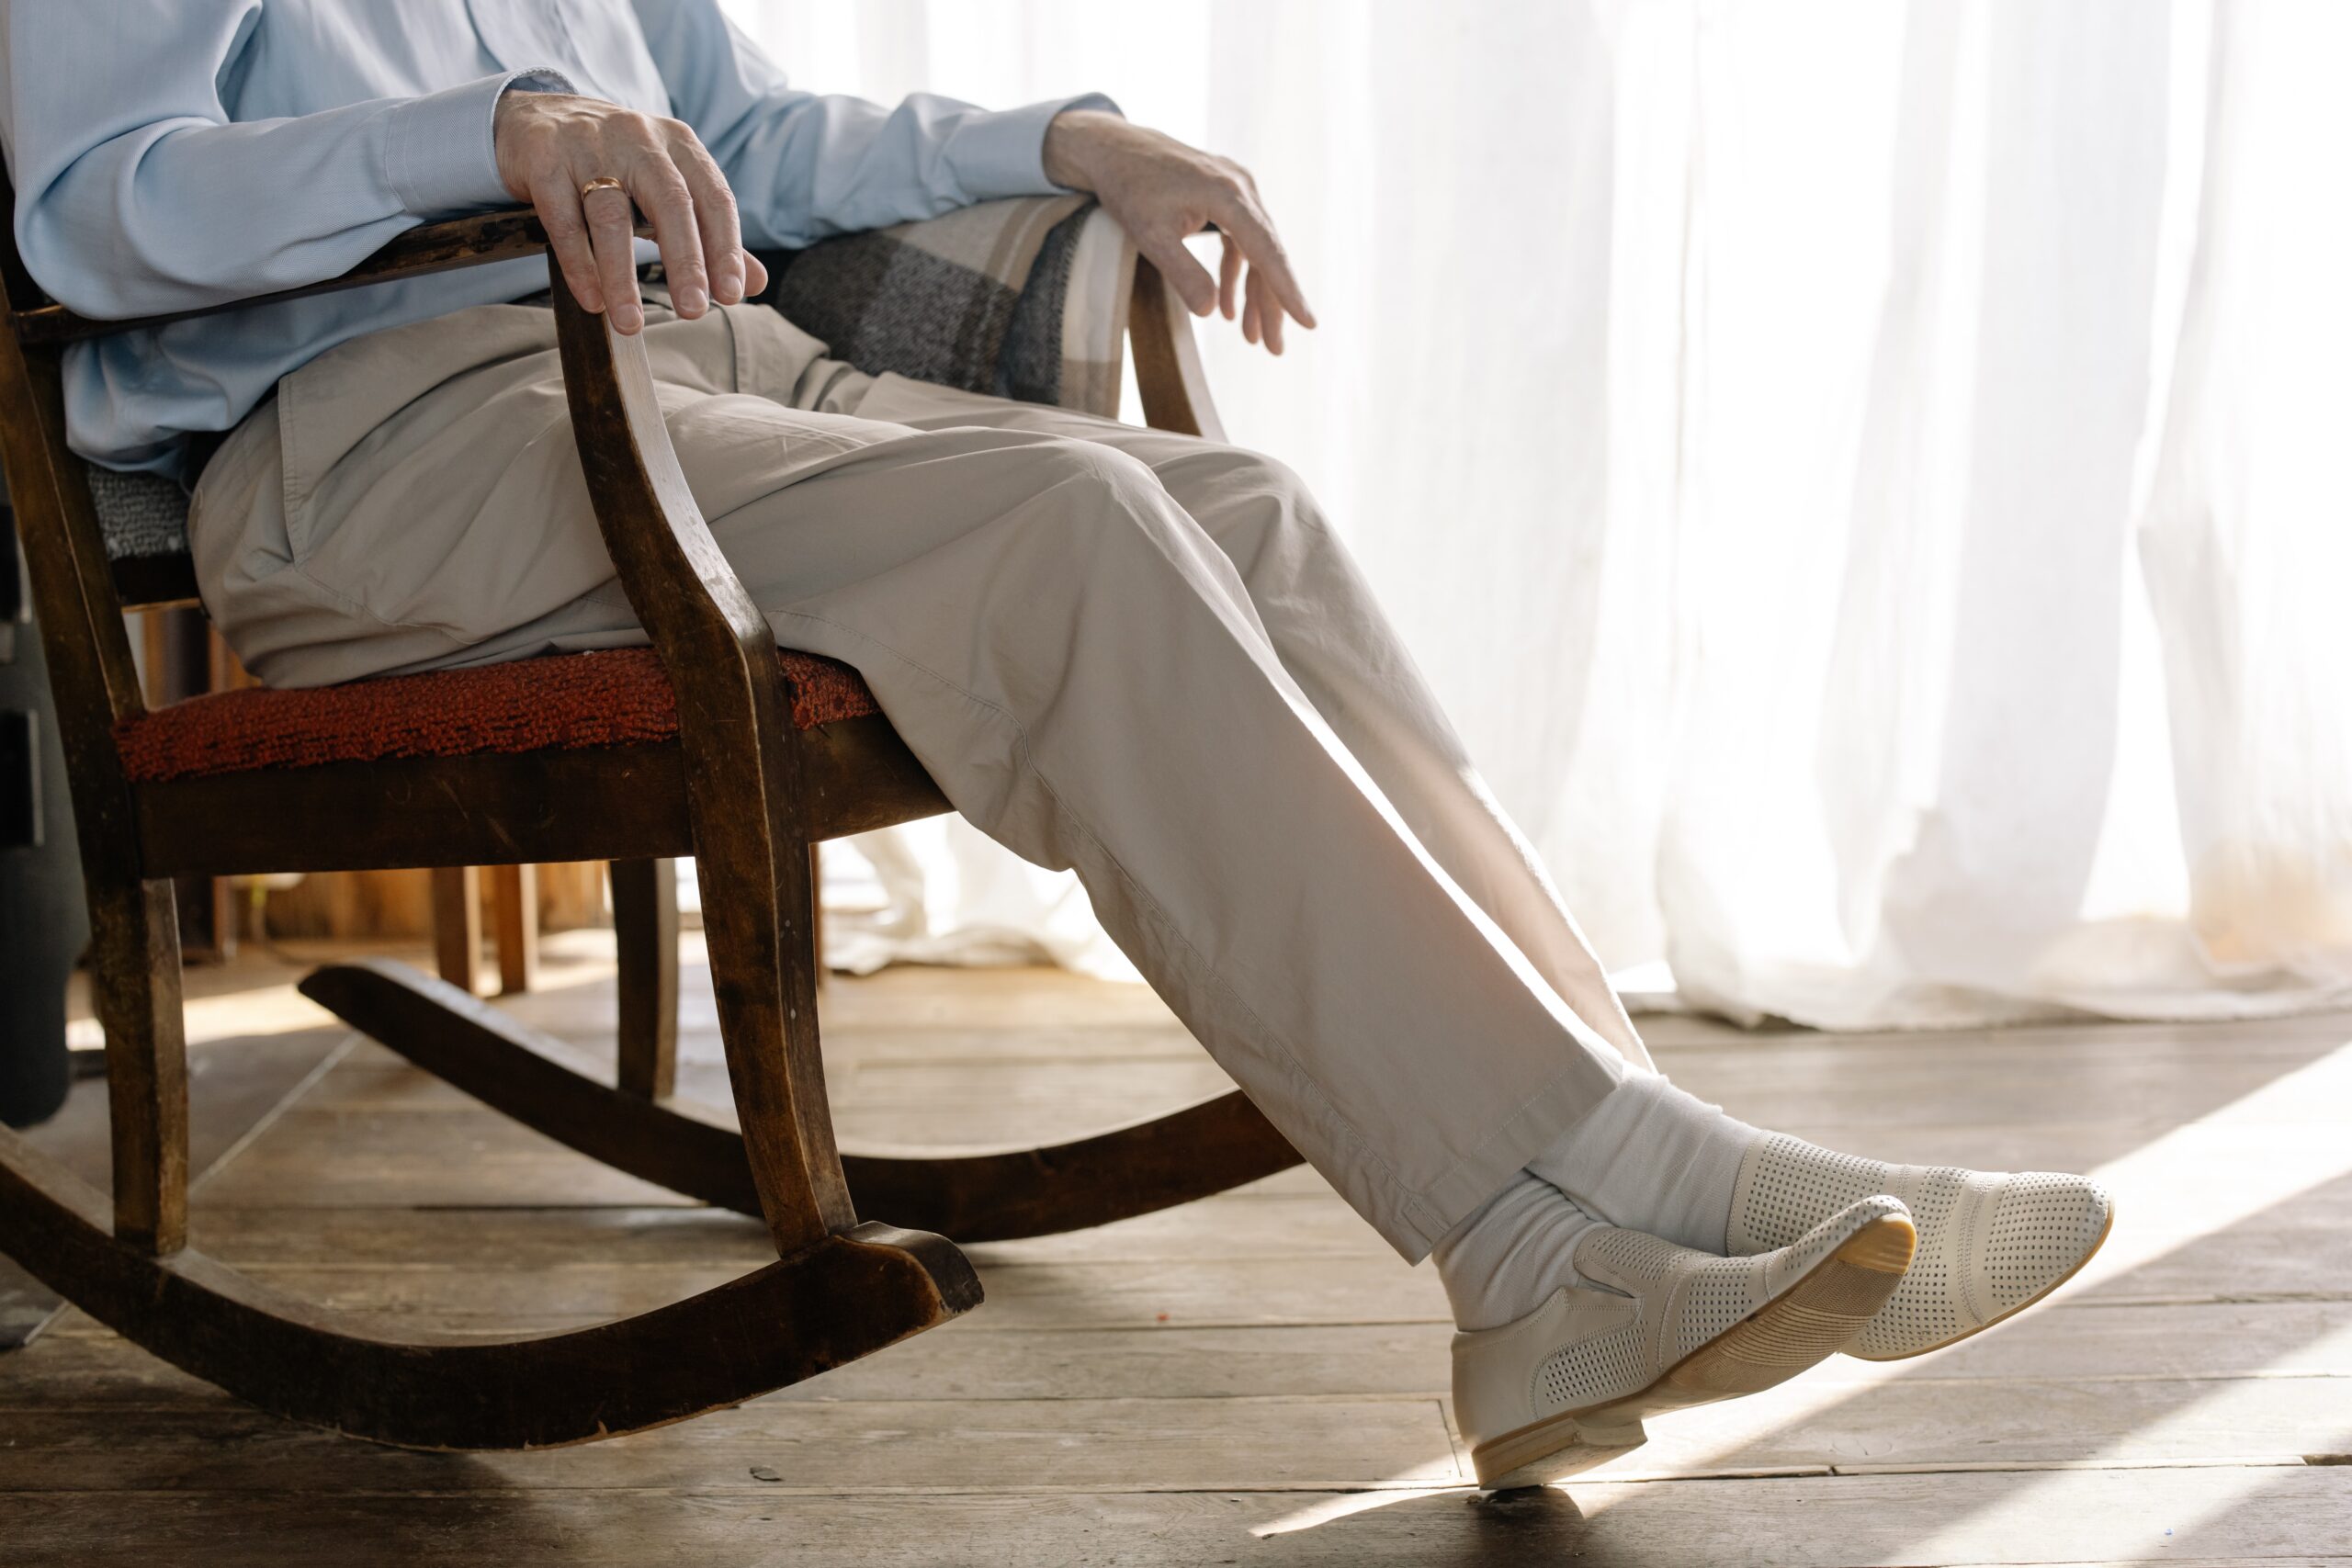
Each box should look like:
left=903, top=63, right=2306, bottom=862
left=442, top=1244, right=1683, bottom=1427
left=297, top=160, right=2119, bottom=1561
left=729, top=0, right=2352, bottom=1028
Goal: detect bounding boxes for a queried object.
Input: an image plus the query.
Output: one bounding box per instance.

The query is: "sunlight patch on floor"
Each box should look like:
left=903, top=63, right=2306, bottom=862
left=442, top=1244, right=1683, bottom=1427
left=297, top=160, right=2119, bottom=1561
left=1903, top=1315, right=2352, bottom=1560
left=1250, top=1480, right=1464, bottom=1538
left=2068, top=1033, right=2352, bottom=1288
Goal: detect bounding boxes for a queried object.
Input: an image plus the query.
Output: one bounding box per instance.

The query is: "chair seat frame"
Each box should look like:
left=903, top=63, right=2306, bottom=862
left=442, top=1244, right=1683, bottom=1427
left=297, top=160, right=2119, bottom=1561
left=0, top=200, right=1296, bottom=1450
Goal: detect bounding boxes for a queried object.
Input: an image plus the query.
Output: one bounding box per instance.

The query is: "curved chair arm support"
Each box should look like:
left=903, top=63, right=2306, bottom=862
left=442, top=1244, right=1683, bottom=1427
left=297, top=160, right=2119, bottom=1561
left=1127, top=255, right=1229, bottom=444
left=545, top=260, right=855, bottom=1258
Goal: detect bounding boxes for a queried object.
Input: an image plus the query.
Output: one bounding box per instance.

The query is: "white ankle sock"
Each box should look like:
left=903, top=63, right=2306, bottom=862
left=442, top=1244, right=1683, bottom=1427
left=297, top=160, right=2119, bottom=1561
left=1528, top=1070, right=1759, bottom=1255
left=1431, top=1171, right=1605, bottom=1332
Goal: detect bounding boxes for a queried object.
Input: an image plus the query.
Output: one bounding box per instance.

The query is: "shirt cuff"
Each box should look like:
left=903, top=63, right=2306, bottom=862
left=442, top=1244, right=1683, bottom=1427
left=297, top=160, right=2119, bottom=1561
left=951, top=91, right=1124, bottom=201
left=382, top=68, right=578, bottom=218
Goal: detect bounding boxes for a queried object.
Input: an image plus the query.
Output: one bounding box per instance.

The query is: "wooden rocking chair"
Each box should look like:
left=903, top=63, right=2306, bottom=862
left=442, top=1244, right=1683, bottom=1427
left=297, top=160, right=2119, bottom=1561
left=0, top=196, right=1300, bottom=1449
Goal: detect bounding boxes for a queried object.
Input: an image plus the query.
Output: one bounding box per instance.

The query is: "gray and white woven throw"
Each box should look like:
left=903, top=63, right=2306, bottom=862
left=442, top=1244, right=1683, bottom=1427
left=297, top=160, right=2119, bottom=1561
left=769, top=192, right=1127, bottom=417
left=87, top=195, right=1136, bottom=570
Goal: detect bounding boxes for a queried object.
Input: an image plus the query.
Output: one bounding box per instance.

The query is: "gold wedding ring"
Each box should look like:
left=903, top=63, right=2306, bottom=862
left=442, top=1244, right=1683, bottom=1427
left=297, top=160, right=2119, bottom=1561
left=579, top=175, right=626, bottom=201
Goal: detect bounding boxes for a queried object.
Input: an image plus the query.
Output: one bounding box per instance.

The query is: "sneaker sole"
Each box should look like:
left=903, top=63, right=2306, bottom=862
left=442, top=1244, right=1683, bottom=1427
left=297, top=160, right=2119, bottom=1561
left=1846, top=1201, right=2116, bottom=1362
left=1469, top=1209, right=1917, bottom=1491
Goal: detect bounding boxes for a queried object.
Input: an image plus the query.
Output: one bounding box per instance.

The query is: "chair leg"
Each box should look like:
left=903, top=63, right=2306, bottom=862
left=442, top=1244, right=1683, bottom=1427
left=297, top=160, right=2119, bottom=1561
left=610, top=857, right=679, bottom=1100
left=84, top=877, right=189, bottom=1255
left=429, top=866, right=481, bottom=996
left=672, top=728, right=855, bottom=1256
left=491, top=863, right=538, bottom=996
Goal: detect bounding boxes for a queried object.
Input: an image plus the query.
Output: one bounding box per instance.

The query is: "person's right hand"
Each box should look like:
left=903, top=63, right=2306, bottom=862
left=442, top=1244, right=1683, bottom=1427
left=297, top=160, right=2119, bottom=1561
left=493, top=91, right=768, bottom=335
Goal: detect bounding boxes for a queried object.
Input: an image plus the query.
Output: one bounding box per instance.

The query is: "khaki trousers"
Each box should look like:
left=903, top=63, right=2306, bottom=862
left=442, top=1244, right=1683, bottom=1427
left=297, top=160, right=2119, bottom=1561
left=192, top=298, right=1650, bottom=1258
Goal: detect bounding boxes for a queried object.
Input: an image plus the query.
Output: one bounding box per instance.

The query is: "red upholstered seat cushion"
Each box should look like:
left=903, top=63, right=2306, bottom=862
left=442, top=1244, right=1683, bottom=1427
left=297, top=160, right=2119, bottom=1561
left=114, top=647, right=881, bottom=784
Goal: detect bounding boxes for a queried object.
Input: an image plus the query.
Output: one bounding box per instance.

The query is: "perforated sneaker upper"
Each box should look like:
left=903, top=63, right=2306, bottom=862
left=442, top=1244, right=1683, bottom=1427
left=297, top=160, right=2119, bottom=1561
left=1532, top=1318, right=1649, bottom=1413
left=1725, top=1133, right=2110, bottom=1359
left=1571, top=1225, right=1771, bottom=1369
left=1982, top=1170, right=2115, bottom=1314
left=1453, top=1194, right=1909, bottom=1458
left=1573, top=1195, right=1908, bottom=1371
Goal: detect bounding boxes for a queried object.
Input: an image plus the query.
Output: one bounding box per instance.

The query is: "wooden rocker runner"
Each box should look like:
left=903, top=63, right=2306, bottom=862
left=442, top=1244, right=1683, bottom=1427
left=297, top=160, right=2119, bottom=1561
left=0, top=196, right=1300, bottom=1450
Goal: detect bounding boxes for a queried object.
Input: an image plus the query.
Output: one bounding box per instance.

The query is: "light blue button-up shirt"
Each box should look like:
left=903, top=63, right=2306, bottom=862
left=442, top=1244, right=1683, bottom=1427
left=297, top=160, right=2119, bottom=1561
left=0, top=0, right=1111, bottom=474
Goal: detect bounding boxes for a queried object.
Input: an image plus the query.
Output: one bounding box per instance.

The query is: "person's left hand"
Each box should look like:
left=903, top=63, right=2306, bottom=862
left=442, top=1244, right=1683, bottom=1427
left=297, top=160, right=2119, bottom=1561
left=1044, top=109, right=1316, bottom=355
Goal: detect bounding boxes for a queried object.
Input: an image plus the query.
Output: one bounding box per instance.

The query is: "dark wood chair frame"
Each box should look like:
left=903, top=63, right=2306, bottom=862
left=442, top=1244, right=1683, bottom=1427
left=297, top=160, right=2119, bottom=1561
left=0, top=197, right=1299, bottom=1450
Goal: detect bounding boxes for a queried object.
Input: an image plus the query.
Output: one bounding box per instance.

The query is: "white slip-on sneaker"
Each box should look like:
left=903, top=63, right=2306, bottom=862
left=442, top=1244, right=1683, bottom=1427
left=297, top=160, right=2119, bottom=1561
left=1726, top=1134, right=2115, bottom=1360
left=1452, top=1195, right=1915, bottom=1492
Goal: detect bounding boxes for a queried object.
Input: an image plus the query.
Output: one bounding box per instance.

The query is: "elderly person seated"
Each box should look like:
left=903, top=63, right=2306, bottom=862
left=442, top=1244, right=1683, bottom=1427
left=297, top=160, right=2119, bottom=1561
left=0, top=0, right=2109, bottom=1489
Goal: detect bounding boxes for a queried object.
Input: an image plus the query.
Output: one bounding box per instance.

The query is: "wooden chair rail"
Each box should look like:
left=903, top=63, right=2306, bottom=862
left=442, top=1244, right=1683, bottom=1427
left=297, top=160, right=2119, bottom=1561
left=128, top=717, right=948, bottom=878
left=9, top=209, right=648, bottom=344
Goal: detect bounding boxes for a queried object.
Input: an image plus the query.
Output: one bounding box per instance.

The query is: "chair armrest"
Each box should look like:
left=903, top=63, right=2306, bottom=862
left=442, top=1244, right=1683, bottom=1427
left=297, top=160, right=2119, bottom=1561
left=13, top=208, right=644, bottom=345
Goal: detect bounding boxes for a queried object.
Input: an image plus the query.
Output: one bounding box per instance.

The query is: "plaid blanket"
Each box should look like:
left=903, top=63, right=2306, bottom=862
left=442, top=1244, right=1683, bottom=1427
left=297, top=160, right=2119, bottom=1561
left=767, top=192, right=1129, bottom=418
left=89, top=195, right=1135, bottom=570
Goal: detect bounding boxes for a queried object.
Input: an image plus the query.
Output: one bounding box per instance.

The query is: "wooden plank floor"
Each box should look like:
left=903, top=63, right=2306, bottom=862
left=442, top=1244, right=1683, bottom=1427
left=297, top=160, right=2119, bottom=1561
left=7, top=931, right=2350, bottom=1565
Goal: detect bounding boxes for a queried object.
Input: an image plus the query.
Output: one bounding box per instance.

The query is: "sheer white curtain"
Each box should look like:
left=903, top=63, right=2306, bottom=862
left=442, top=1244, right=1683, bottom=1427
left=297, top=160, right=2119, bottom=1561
left=727, top=0, right=2352, bottom=1027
